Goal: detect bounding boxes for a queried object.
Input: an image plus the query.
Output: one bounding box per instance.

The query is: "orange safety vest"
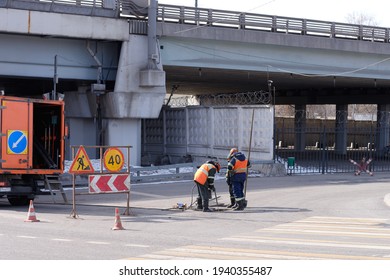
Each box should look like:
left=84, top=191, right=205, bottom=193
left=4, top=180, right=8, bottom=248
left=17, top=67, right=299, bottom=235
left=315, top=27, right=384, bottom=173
left=194, top=163, right=212, bottom=185
left=233, top=159, right=248, bottom=173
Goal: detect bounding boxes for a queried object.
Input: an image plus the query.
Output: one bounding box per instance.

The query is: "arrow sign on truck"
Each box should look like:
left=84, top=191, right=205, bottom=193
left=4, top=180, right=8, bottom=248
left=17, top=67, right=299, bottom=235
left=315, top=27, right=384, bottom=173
left=89, top=174, right=130, bottom=193
left=7, top=130, right=28, bottom=154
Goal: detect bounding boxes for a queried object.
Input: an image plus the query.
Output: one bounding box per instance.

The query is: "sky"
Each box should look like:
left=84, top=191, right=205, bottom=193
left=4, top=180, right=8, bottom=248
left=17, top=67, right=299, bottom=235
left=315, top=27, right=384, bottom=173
left=158, top=0, right=390, bottom=27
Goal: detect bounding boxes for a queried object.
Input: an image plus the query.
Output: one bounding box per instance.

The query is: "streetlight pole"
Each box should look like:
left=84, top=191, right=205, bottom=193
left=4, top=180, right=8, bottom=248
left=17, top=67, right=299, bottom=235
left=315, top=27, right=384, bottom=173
left=268, top=80, right=275, bottom=162
left=195, top=0, right=199, bottom=25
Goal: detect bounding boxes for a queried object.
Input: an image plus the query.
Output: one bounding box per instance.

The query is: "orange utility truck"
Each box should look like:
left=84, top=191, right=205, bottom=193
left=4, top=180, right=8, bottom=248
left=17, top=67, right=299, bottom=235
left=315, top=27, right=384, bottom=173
left=0, top=95, right=65, bottom=205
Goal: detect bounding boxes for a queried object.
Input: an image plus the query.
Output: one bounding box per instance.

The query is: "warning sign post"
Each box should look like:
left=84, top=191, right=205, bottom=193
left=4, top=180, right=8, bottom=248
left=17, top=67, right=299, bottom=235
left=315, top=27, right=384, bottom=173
left=69, top=145, right=132, bottom=218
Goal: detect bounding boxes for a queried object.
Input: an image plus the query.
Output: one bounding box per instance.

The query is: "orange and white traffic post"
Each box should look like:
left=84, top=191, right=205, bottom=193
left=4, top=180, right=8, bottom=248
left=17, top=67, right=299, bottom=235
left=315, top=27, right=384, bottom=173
left=112, top=208, right=125, bottom=230
left=25, top=200, right=40, bottom=222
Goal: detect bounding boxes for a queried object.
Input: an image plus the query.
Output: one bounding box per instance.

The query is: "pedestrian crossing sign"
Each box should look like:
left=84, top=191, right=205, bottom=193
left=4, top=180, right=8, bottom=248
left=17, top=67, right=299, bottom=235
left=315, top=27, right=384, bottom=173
left=69, top=146, right=94, bottom=174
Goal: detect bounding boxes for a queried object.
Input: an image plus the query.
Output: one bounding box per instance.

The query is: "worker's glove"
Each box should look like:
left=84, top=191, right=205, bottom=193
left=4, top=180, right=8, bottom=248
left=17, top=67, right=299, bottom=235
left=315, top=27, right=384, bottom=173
left=228, top=170, right=235, bottom=176
left=208, top=186, right=216, bottom=192
left=226, top=176, right=231, bottom=185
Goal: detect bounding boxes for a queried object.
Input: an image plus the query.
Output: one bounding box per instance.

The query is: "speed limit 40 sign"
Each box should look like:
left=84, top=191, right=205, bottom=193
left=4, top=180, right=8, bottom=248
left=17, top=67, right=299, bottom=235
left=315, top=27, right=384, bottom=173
left=103, top=148, right=125, bottom=172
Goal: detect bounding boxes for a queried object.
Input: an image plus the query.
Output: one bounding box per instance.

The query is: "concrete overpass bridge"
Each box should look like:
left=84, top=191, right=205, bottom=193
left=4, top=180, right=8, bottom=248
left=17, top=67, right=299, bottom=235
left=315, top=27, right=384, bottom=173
left=1, top=0, right=390, bottom=168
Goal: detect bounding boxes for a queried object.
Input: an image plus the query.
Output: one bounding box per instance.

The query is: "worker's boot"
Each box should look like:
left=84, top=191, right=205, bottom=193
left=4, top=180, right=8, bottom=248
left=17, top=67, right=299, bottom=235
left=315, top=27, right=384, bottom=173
left=233, top=200, right=245, bottom=211
left=203, top=200, right=212, bottom=212
left=196, top=198, right=203, bottom=210
left=227, top=197, right=236, bottom=208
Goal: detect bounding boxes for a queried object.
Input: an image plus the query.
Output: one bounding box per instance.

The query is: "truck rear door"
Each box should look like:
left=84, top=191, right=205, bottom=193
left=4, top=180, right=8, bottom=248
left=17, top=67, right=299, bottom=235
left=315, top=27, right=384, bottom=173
left=1, top=98, right=32, bottom=169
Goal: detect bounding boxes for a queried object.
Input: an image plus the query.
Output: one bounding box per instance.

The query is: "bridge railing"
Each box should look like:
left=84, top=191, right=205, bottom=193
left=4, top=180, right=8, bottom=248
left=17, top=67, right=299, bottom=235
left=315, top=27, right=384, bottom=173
left=157, top=4, right=390, bottom=43
left=3, top=1, right=390, bottom=43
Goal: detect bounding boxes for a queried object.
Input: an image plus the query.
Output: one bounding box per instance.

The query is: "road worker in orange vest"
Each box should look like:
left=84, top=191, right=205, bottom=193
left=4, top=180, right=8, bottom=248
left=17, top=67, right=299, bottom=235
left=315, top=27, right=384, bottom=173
left=227, top=148, right=250, bottom=211
left=194, top=160, right=221, bottom=212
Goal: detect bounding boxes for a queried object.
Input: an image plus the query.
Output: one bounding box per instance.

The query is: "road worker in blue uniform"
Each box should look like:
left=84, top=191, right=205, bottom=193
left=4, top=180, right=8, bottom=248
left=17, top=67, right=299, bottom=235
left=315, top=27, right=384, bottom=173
left=194, top=160, right=221, bottom=212
left=227, top=148, right=250, bottom=211
left=225, top=148, right=237, bottom=208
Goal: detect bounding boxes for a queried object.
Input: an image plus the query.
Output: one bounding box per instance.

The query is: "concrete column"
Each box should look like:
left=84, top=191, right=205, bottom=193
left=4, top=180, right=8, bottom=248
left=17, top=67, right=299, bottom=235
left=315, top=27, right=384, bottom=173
left=335, top=104, right=348, bottom=154
left=104, top=119, right=141, bottom=166
left=376, top=104, right=390, bottom=153
left=294, top=104, right=306, bottom=151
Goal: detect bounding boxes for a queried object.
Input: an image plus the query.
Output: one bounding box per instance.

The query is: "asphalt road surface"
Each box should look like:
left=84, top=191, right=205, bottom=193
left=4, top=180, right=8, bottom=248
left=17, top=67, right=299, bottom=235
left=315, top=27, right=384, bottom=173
left=1, top=172, right=390, bottom=260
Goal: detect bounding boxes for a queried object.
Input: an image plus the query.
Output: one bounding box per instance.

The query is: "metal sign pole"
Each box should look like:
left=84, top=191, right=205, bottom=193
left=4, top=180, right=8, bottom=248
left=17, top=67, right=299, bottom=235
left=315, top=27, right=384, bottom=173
left=69, top=173, right=78, bottom=218
left=124, top=146, right=131, bottom=215
left=244, top=108, right=255, bottom=198
left=69, top=146, right=78, bottom=218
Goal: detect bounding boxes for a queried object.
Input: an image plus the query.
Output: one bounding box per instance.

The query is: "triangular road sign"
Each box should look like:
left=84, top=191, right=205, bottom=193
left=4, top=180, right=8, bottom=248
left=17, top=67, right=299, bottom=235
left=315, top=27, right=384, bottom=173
left=69, top=146, right=94, bottom=174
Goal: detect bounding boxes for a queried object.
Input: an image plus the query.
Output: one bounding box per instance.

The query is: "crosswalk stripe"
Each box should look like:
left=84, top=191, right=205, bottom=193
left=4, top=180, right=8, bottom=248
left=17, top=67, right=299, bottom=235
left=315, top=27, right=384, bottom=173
left=302, top=216, right=388, bottom=223
left=223, top=236, right=390, bottom=251
left=273, top=224, right=390, bottom=232
left=137, top=254, right=197, bottom=260
left=261, top=227, right=390, bottom=238
left=130, top=216, right=390, bottom=260
left=135, top=244, right=388, bottom=260
left=171, top=247, right=311, bottom=260
left=137, top=246, right=320, bottom=260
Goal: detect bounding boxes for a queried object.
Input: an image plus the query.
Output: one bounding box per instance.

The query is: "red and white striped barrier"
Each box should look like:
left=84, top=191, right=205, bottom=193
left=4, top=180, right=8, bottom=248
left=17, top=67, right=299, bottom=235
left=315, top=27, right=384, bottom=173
left=89, top=174, right=130, bottom=193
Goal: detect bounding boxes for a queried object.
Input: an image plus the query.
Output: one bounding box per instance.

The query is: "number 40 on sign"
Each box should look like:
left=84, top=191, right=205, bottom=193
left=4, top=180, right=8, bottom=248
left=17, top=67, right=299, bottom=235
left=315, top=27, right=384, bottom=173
left=103, top=148, right=125, bottom=172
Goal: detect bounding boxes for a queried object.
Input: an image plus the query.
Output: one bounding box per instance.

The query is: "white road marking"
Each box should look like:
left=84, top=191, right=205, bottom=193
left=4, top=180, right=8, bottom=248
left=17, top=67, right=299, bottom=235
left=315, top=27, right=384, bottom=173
left=86, top=241, right=111, bottom=245
left=223, top=236, right=390, bottom=250
left=263, top=227, right=390, bottom=237
left=52, top=238, right=72, bottom=242
left=125, top=244, right=150, bottom=248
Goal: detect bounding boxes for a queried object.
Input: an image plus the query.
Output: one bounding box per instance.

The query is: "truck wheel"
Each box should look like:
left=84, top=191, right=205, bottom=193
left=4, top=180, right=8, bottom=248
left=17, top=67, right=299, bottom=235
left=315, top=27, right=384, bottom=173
left=8, top=196, right=31, bottom=206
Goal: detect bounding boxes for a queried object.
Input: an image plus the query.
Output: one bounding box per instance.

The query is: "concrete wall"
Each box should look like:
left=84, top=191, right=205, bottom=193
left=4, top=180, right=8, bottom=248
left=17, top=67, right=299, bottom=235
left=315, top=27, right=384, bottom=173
left=0, top=7, right=127, bottom=40
left=142, top=105, right=274, bottom=165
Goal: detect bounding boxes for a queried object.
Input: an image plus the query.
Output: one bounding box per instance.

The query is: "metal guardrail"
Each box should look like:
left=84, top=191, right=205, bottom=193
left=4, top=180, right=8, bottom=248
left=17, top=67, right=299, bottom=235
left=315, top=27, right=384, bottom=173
left=3, top=1, right=390, bottom=43
left=156, top=4, right=390, bottom=43
left=131, top=163, right=196, bottom=183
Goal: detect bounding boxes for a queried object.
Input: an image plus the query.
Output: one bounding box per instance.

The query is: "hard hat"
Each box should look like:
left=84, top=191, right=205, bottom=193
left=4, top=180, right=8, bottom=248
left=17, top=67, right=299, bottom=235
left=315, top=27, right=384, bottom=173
left=227, top=148, right=238, bottom=159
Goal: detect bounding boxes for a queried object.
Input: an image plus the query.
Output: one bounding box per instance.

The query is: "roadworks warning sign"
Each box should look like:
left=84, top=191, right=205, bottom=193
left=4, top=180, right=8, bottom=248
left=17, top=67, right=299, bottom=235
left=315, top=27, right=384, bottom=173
left=69, top=146, right=94, bottom=174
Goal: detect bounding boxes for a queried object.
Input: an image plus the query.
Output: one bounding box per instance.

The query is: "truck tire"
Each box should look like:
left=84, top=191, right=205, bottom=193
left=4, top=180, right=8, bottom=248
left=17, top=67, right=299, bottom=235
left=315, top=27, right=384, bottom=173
left=8, top=196, right=31, bottom=206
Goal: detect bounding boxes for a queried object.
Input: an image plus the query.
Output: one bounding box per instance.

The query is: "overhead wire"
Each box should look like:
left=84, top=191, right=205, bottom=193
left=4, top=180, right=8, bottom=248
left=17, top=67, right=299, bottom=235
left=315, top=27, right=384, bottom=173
left=267, top=57, right=390, bottom=77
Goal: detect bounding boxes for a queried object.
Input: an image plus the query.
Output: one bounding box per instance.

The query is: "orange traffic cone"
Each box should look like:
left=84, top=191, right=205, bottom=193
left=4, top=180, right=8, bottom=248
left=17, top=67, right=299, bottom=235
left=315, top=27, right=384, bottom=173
left=112, top=208, right=125, bottom=230
left=25, top=200, right=40, bottom=222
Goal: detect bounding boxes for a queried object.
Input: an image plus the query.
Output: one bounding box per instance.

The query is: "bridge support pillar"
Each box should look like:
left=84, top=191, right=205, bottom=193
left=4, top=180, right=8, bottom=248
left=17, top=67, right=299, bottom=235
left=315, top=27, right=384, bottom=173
left=104, top=118, right=141, bottom=166
left=335, top=104, right=348, bottom=154
left=100, top=35, right=166, bottom=166
left=376, top=104, right=390, bottom=154
left=294, top=104, right=306, bottom=152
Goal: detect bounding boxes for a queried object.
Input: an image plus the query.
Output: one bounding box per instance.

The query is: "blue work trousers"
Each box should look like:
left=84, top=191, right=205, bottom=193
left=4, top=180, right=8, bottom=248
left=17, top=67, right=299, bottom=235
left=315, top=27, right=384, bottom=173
left=231, top=173, right=246, bottom=200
